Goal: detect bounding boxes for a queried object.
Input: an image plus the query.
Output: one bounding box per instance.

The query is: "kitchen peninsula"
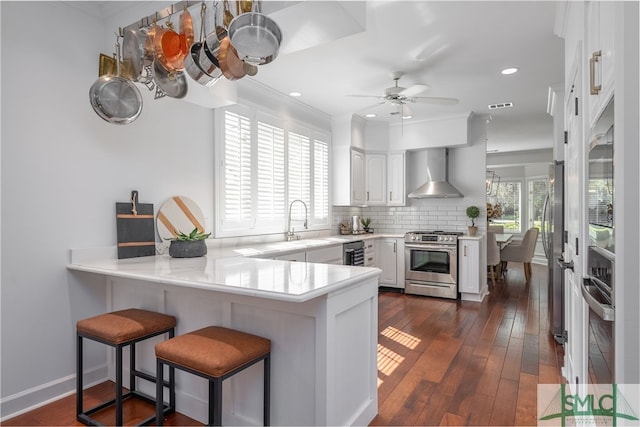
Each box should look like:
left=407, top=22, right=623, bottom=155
left=68, top=248, right=380, bottom=426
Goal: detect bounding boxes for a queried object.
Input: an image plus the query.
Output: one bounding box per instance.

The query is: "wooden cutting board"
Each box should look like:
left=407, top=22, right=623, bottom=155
left=115, top=191, right=155, bottom=259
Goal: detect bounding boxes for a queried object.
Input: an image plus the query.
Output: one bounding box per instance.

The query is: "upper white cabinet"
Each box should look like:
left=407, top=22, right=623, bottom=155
left=333, top=146, right=366, bottom=206
left=365, top=153, right=387, bottom=205
left=386, top=152, right=406, bottom=206
left=365, top=151, right=406, bottom=207
left=586, top=0, right=614, bottom=126
left=351, top=149, right=366, bottom=205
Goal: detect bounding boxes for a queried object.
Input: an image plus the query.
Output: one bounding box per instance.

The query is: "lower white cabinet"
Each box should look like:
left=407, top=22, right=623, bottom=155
left=275, top=251, right=306, bottom=262
left=376, top=238, right=404, bottom=288
left=458, top=236, right=487, bottom=301
left=306, top=245, right=343, bottom=265
left=364, top=240, right=375, bottom=267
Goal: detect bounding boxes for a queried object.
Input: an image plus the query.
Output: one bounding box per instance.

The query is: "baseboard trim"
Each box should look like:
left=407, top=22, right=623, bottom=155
left=0, top=364, right=107, bottom=422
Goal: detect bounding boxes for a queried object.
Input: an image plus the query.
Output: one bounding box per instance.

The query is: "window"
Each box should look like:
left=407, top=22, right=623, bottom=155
left=491, top=180, right=522, bottom=233
left=217, top=108, right=330, bottom=237
left=528, top=177, right=547, bottom=231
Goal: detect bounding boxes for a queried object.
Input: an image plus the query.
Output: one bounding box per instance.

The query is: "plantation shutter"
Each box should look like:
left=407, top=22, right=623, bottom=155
left=288, top=132, right=311, bottom=220
left=223, top=111, right=252, bottom=225
left=257, top=121, right=286, bottom=226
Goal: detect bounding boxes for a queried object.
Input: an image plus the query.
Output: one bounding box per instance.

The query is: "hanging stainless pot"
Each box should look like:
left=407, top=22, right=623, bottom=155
left=153, top=60, right=188, bottom=99
left=122, top=25, right=154, bottom=81
left=184, top=3, right=222, bottom=87
left=89, top=37, right=143, bottom=125
left=228, top=1, right=282, bottom=65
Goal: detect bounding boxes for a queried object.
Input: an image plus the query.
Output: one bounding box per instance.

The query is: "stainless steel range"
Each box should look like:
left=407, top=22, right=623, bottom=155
left=404, top=230, right=462, bottom=299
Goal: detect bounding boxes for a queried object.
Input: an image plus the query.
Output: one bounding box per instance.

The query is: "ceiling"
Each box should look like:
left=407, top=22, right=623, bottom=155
left=80, top=1, right=565, bottom=153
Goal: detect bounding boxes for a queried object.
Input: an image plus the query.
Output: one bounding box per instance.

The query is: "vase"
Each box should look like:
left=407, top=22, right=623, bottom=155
left=169, top=240, right=207, bottom=258
left=468, top=226, right=478, bottom=236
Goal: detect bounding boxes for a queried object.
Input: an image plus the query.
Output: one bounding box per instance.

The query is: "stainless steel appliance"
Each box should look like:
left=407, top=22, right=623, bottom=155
left=587, top=109, right=614, bottom=254
left=582, top=246, right=614, bottom=383
left=404, top=231, right=461, bottom=299
left=343, top=240, right=364, bottom=266
left=541, top=160, right=565, bottom=344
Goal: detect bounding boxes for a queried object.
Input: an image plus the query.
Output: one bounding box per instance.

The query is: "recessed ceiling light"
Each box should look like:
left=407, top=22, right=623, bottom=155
left=365, top=113, right=376, bottom=118
left=402, top=115, right=412, bottom=120
left=501, top=67, right=518, bottom=75
left=289, top=91, right=302, bottom=97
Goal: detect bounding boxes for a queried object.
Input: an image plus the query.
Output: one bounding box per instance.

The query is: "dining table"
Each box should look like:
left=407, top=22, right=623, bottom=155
left=495, top=233, right=514, bottom=250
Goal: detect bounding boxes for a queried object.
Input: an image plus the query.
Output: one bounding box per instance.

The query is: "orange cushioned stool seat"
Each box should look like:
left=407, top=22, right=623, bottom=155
left=155, top=326, right=271, bottom=426
left=76, top=308, right=177, bottom=426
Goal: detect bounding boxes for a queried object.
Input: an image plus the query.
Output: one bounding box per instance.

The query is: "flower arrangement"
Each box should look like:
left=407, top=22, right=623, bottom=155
left=487, top=202, right=503, bottom=220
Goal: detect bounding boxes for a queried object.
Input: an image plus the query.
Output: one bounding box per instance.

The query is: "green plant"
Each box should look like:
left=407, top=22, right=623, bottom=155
left=466, top=206, right=480, bottom=226
left=361, top=217, right=372, bottom=228
left=170, top=227, right=211, bottom=241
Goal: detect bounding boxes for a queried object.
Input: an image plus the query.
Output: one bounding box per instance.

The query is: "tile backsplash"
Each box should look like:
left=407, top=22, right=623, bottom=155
left=333, top=205, right=482, bottom=234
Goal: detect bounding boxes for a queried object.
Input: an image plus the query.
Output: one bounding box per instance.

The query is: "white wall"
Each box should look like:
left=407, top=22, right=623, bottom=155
left=0, top=1, right=218, bottom=417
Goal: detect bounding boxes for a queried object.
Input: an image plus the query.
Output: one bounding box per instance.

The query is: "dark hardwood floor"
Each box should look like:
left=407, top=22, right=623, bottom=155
left=4, top=263, right=564, bottom=426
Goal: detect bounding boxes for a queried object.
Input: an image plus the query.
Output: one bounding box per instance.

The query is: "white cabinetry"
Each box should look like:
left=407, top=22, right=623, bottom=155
left=586, top=0, right=614, bottom=126
left=332, top=147, right=366, bottom=206
left=386, top=152, right=406, bottom=206
left=275, top=251, right=306, bottom=262
left=351, top=149, right=366, bottom=205
left=364, top=240, right=375, bottom=267
left=376, top=238, right=404, bottom=288
left=306, top=245, right=343, bottom=265
left=458, top=236, right=487, bottom=302
left=365, top=153, right=387, bottom=205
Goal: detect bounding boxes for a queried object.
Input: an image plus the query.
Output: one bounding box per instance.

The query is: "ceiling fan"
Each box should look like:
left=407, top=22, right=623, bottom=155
left=346, top=71, right=459, bottom=114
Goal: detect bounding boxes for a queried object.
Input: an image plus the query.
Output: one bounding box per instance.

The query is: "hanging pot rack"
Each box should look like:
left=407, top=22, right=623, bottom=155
left=122, top=1, right=202, bottom=32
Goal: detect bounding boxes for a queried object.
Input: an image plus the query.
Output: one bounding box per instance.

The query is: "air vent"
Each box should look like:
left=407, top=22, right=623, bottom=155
left=488, top=102, right=514, bottom=110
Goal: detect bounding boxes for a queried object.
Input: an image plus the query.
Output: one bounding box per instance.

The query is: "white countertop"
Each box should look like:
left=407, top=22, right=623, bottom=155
left=67, top=234, right=397, bottom=302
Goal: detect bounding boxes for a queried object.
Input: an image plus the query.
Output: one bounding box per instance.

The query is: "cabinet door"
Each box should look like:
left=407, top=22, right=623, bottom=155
left=364, top=240, right=376, bottom=267
left=377, top=239, right=398, bottom=285
left=458, top=240, right=480, bottom=293
left=587, top=0, right=614, bottom=125
left=351, top=149, right=366, bottom=205
left=365, top=153, right=386, bottom=205
left=387, top=152, right=406, bottom=206
left=275, top=251, right=306, bottom=262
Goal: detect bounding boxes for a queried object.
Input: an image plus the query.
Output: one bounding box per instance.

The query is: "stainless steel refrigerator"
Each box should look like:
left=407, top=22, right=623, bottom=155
left=541, top=161, right=565, bottom=344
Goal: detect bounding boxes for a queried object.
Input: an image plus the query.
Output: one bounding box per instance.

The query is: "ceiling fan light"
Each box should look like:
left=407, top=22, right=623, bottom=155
left=501, top=67, right=518, bottom=75
left=402, top=115, right=412, bottom=120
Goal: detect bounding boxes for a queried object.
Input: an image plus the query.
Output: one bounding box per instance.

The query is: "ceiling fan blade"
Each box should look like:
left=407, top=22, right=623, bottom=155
left=410, top=96, right=459, bottom=105
left=399, top=84, right=429, bottom=97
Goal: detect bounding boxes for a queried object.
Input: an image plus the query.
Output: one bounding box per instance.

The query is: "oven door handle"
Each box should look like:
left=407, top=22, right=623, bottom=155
left=405, top=244, right=456, bottom=252
left=581, top=278, right=615, bottom=321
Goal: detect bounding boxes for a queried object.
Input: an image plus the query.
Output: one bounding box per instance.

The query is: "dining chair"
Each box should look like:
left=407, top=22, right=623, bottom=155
left=486, top=232, right=501, bottom=287
left=488, top=225, right=504, bottom=234
left=500, top=227, right=539, bottom=281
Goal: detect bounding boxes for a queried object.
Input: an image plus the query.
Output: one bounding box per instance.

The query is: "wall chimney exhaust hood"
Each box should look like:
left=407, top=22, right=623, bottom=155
left=408, top=148, right=463, bottom=198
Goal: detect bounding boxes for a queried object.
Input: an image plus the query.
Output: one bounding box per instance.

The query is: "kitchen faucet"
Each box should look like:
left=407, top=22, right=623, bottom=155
left=286, top=199, right=308, bottom=241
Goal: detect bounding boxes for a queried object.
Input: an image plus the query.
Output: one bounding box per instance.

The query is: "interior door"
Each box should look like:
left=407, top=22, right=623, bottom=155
left=564, top=47, right=588, bottom=393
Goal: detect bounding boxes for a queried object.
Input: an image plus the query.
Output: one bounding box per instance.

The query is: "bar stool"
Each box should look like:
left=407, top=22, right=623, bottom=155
left=155, top=326, right=271, bottom=426
left=76, top=308, right=177, bottom=426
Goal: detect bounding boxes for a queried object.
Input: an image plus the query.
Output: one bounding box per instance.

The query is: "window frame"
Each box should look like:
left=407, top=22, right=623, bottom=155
left=215, top=103, right=331, bottom=238
left=489, top=178, right=523, bottom=234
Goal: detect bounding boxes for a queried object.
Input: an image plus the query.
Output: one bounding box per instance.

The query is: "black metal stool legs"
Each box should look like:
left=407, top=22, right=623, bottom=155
left=264, top=353, right=270, bottom=427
